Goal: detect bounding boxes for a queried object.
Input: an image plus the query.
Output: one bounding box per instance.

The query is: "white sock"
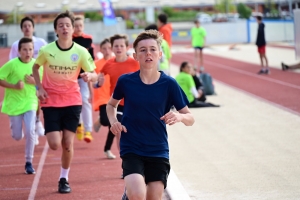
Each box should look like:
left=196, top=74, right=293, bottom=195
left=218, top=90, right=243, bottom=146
left=59, top=167, right=70, bottom=180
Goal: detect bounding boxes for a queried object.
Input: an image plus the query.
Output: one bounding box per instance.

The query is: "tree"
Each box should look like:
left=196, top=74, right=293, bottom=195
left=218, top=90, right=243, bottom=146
left=5, top=8, right=25, bottom=24
left=84, top=11, right=103, bottom=21
left=237, top=3, right=252, bottom=19
left=214, top=0, right=236, bottom=13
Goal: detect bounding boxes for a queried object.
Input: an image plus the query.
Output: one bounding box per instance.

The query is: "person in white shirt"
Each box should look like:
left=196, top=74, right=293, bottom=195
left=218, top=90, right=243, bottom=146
left=9, top=16, right=47, bottom=145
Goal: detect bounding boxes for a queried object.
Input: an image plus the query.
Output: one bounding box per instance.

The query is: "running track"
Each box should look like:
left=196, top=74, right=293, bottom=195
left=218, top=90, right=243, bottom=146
left=0, top=45, right=299, bottom=199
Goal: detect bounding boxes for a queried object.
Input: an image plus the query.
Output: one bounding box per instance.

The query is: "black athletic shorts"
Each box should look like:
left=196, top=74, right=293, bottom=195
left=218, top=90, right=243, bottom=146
left=42, top=105, right=82, bottom=134
left=121, top=153, right=170, bottom=189
left=194, top=46, right=204, bottom=50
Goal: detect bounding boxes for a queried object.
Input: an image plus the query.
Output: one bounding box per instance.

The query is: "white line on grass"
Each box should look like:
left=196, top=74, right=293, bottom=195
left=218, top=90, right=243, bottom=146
left=28, top=142, right=49, bottom=200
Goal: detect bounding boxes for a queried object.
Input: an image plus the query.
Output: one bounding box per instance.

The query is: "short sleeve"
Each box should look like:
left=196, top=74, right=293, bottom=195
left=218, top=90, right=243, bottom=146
left=170, top=80, right=189, bottom=110
left=112, top=75, right=125, bottom=101
left=9, top=42, right=19, bottom=60
left=0, top=61, right=13, bottom=80
left=35, top=47, right=46, bottom=66
left=80, top=48, right=96, bottom=72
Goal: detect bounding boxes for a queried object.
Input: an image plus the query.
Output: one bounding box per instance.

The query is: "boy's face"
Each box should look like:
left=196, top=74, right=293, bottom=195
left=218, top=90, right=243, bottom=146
left=100, top=42, right=112, bottom=58
left=133, top=39, right=162, bottom=68
left=22, top=20, right=34, bottom=37
left=74, top=20, right=84, bottom=36
left=55, top=17, right=74, bottom=40
left=112, top=38, right=128, bottom=58
left=19, top=42, right=34, bottom=63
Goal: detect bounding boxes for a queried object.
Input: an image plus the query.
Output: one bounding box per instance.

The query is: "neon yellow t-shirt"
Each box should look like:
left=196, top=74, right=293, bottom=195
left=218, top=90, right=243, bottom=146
left=191, top=26, right=207, bottom=47
left=175, top=72, right=195, bottom=103
left=0, top=58, right=38, bottom=116
left=35, top=41, right=96, bottom=107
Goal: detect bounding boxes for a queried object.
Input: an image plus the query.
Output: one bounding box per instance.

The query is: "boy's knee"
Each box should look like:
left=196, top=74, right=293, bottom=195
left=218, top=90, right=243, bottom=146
left=127, top=190, right=145, bottom=200
left=48, top=142, right=60, bottom=150
left=12, top=134, right=23, bottom=141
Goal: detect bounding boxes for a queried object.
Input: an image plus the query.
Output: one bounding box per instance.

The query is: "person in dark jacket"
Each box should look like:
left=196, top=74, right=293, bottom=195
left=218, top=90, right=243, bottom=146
left=256, top=16, right=269, bottom=75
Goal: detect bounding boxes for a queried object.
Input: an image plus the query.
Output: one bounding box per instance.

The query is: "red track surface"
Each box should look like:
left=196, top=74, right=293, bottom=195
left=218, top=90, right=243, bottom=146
left=172, top=52, right=300, bottom=115
left=0, top=45, right=299, bottom=199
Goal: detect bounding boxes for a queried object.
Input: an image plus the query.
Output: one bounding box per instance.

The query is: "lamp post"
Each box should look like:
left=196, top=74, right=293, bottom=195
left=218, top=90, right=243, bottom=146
left=14, top=2, right=24, bottom=24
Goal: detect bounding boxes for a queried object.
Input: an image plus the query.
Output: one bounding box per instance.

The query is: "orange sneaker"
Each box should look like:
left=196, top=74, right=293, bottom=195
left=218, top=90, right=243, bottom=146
left=76, top=124, right=84, bottom=141
left=84, top=132, right=93, bottom=143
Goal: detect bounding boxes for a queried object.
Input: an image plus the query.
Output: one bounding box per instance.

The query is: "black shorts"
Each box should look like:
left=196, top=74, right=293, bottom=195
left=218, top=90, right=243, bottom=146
left=121, top=153, right=170, bottom=189
left=99, top=104, right=124, bottom=127
left=194, top=46, right=204, bottom=50
left=42, top=105, right=82, bottom=134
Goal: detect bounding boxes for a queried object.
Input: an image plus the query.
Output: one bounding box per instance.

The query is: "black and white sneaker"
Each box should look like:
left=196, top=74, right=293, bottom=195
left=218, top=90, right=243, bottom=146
left=257, top=69, right=270, bottom=75
left=25, top=162, right=36, bottom=174
left=121, top=188, right=129, bottom=200
left=58, top=178, right=71, bottom=193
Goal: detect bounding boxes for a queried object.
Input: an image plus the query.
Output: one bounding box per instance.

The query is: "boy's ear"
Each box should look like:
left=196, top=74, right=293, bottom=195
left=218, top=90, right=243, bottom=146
left=133, top=52, right=137, bottom=60
left=159, top=50, right=162, bottom=60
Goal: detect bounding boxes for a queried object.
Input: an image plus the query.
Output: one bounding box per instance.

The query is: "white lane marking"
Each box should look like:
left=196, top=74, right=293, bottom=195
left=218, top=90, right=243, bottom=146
left=166, top=169, right=191, bottom=200
left=28, top=142, right=49, bottom=200
left=206, top=60, right=300, bottom=90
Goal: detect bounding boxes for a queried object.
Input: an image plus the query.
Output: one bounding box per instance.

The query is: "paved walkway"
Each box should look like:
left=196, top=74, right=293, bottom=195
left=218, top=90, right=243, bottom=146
left=167, top=43, right=300, bottom=199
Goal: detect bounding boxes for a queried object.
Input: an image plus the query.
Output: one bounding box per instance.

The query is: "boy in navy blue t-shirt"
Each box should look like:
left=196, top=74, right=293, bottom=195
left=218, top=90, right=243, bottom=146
left=106, top=30, right=195, bottom=199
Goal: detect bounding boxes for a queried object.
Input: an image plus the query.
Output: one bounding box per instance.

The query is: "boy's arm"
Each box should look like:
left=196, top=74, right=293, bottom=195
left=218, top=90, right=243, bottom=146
left=161, top=106, right=194, bottom=126
left=0, top=79, right=24, bottom=90
left=33, top=63, right=48, bottom=101
left=106, top=97, right=127, bottom=135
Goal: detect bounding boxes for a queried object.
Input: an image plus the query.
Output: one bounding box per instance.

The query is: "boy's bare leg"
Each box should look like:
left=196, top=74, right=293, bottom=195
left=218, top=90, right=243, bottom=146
left=146, top=181, right=164, bottom=200
left=125, top=174, right=146, bottom=200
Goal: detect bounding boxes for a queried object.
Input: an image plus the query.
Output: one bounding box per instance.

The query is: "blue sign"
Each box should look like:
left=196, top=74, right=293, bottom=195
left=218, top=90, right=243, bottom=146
left=99, top=0, right=117, bottom=26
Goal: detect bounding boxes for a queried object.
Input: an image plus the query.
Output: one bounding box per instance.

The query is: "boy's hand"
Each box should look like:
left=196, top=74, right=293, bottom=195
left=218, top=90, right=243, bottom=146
left=25, top=75, right=35, bottom=84
left=110, top=121, right=127, bottom=135
left=37, top=87, right=48, bottom=102
left=160, top=111, right=183, bottom=125
left=15, top=80, right=24, bottom=90
left=97, top=73, right=105, bottom=87
left=80, top=72, right=92, bottom=82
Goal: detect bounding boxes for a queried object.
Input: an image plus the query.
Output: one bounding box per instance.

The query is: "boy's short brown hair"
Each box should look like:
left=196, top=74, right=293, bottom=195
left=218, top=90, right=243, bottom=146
left=53, top=10, right=75, bottom=30
left=109, top=34, right=129, bottom=47
left=133, top=30, right=163, bottom=51
left=18, top=37, right=33, bottom=51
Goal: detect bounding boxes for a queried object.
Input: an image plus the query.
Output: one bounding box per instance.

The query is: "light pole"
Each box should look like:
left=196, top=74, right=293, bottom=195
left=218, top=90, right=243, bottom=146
left=14, top=2, right=24, bottom=24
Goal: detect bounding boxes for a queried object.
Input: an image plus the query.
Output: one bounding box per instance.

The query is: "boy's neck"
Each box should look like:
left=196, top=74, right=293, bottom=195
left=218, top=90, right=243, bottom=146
left=139, top=70, right=161, bottom=84
left=19, top=57, right=32, bottom=63
left=57, top=39, right=73, bottom=49
left=115, top=55, right=128, bottom=62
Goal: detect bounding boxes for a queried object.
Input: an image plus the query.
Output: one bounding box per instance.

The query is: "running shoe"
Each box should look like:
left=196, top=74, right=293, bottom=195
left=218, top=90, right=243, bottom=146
left=121, top=188, right=129, bottom=200
left=84, top=132, right=93, bottom=143
left=104, top=150, right=116, bottom=159
left=58, top=178, right=71, bottom=193
left=25, top=162, right=36, bottom=174
left=76, top=124, right=84, bottom=141
left=281, top=62, right=288, bottom=71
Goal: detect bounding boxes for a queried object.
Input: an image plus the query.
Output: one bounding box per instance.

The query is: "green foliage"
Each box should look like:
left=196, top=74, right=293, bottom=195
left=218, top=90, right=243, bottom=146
left=84, top=11, right=103, bottom=21
left=5, top=9, right=25, bottom=24
left=214, top=0, right=236, bottom=13
left=162, top=7, right=174, bottom=17
left=237, top=3, right=252, bottom=19
left=157, top=9, right=198, bottom=22
left=126, top=20, right=134, bottom=29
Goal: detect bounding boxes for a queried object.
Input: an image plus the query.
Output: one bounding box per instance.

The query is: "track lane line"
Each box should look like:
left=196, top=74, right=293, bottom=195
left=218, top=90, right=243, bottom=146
left=28, top=142, right=49, bottom=200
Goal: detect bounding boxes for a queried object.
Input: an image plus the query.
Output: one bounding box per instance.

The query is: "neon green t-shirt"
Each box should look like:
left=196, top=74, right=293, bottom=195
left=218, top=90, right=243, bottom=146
left=35, top=41, right=96, bottom=107
left=191, top=26, right=207, bottom=47
left=0, top=58, right=38, bottom=116
left=175, top=72, right=195, bottom=103
left=159, top=39, right=172, bottom=70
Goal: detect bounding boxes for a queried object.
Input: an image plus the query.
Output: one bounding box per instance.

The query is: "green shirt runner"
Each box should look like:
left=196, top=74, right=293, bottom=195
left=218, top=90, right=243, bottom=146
left=0, top=58, right=40, bottom=116
left=190, top=26, right=207, bottom=47
left=175, top=72, right=195, bottom=103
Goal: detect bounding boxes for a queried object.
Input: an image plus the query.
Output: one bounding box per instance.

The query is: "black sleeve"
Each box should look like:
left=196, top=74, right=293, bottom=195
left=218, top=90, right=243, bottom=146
left=88, top=47, right=95, bottom=60
left=192, top=75, right=202, bottom=90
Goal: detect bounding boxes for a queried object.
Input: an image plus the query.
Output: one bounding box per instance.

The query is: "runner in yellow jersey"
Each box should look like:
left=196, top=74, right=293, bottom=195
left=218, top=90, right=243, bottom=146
left=32, top=10, right=98, bottom=194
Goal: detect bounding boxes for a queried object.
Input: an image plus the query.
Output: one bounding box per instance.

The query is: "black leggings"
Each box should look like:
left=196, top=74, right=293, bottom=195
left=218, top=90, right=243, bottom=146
left=99, top=104, right=124, bottom=151
left=188, top=100, right=219, bottom=108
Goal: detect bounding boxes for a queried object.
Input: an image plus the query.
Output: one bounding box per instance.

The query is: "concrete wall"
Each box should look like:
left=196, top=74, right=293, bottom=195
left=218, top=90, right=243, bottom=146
left=0, top=21, right=126, bottom=46
left=0, top=19, right=294, bottom=47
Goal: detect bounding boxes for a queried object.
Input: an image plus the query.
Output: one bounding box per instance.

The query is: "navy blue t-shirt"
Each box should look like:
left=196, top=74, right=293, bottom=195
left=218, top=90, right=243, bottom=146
left=113, top=71, right=189, bottom=159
